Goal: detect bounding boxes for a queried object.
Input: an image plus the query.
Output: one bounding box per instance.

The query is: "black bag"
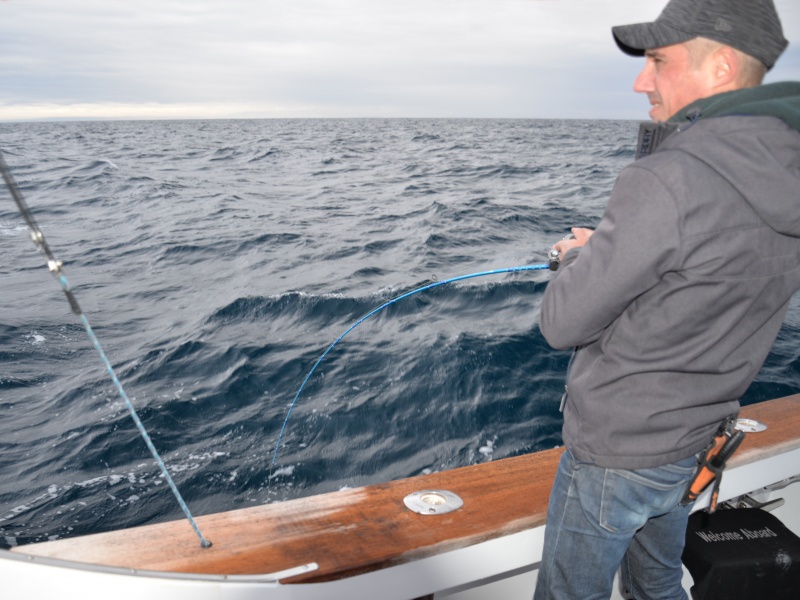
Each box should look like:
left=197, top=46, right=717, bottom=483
left=682, top=507, right=800, bottom=600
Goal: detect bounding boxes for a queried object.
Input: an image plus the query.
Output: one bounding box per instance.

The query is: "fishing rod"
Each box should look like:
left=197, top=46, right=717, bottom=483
left=0, top=153, right=212, bottom=548
left=269, top=230, right=576, bottom=470
left=269, top=262, right=552, bottom=472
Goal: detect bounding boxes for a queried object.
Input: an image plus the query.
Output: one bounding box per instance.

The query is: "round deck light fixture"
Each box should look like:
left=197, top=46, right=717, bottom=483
left=735, top=418, right=767, bottom=433
left=403, top=490, right=463, bottom=515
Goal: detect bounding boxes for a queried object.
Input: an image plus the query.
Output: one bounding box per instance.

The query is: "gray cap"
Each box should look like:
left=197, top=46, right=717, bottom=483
left=612, top=0, right=788, bottom=70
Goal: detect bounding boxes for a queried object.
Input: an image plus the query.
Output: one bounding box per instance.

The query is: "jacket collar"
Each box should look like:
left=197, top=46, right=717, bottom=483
left=635, top=113, right=699, bottom=159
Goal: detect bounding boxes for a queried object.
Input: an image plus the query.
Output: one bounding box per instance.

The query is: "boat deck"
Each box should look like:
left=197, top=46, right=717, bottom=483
left=13, top=394, right=800, bottom=584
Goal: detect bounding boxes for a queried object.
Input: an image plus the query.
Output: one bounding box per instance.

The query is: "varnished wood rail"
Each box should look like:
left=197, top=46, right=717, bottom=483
left=14, top=394, right=800, bottom=584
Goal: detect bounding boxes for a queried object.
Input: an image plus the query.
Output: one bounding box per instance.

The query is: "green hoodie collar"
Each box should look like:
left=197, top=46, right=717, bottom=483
left=669, top=81, right=800, bottom=133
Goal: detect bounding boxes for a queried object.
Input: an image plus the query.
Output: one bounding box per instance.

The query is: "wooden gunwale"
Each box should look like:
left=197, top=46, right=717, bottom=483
left=13, top=394, right=800, bottom=584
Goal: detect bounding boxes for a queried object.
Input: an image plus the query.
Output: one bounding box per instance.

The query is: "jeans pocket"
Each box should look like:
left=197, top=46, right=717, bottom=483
left=599, top=463, right=695, bottom=534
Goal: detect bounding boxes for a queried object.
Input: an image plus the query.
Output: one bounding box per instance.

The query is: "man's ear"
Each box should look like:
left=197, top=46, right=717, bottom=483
left=709, top=46, right=738, bottom=89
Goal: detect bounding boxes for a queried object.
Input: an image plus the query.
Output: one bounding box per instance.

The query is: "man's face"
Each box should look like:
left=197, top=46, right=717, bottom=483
left=633, top=42, right=713, bottom=122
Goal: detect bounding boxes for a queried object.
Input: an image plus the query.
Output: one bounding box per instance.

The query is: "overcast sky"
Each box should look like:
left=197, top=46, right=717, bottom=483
left=1, top=0, right=798, bottom=122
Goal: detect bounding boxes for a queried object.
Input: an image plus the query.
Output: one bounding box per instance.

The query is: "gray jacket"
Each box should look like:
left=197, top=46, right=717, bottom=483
left=540, top=82, right=800, bottom=469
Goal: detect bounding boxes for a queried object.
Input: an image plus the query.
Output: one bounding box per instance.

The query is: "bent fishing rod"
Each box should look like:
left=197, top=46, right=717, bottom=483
left=269, top=234, right=573, bottom=468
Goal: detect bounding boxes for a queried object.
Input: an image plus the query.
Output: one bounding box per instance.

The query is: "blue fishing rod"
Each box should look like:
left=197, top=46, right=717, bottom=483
left=269, top=233, right=573, bottom=470
left=0, top=153, right=212, bottom=548
left=269, top=261, right=557, bottom=472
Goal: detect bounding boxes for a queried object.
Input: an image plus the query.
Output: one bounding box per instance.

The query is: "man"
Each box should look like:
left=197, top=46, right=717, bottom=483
left=534, top=0, right=800, bottom=599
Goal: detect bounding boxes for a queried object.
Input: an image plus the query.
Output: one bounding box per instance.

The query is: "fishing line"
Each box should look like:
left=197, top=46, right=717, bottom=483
left=270, top=262, right=549, bottom=473
left=0, top=153, right=212, bottom=549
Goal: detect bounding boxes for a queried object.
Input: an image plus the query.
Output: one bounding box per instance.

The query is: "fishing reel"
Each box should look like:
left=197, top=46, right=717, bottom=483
left=548, top=233, right=575, bottom=271
left=548, top=248, right=562, bottom=271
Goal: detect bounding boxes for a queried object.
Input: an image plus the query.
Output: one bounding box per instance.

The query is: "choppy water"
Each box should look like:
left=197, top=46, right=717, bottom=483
left=1, top=118, right=798, bottom=548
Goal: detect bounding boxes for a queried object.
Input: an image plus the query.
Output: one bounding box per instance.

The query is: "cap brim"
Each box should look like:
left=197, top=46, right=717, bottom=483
left=612, top=22, right=695, bottom=55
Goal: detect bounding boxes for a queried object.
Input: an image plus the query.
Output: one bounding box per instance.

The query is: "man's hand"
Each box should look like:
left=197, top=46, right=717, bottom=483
left=552, top=227, right=594, bottom=257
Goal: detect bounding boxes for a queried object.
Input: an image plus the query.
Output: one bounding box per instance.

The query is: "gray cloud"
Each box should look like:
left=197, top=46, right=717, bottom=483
left=1, top=0, right=797, bottom=120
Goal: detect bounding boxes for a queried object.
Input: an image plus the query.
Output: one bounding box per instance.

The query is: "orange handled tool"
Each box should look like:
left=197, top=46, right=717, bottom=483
left=681, top=419, right=746, bottom=513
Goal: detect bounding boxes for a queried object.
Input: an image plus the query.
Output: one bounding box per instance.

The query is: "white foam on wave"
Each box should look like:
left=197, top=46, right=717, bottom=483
left=478, top=436, right=497, bottom=460
left=26, top=332, right=46, bottom=345
left=269, top=465, right=295, bottom=479
left=0, top=485, right=59, bottom=523
left=165, top=451, right=231, bottom=474
left=0, top=222, right=27, bottom=236
left=76, top=476, right=107, bottom=488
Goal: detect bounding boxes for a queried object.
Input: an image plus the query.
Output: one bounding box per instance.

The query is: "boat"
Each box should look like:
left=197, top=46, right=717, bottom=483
left=2, top=393, right=798, bottom=599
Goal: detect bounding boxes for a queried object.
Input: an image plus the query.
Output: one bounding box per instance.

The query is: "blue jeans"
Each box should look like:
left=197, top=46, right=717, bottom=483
left=533, top=449, right=697, bottom=600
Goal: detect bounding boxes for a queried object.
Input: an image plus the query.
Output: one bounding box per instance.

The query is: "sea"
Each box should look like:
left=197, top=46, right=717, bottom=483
left=1, top=118, right=798, bottom=549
